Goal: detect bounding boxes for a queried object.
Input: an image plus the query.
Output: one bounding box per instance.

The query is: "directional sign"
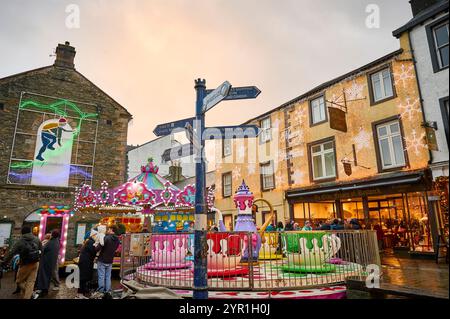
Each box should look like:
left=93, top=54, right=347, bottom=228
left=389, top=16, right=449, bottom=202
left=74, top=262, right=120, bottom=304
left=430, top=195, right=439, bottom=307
left=161, top=144, right=194, bottom=162
left=202, top=81, right=232, bottom=113
left=203, top=125, right=260, bottom=140
left=205, top=86, right=261, bottom=101
left=153, top=117, right=195, bottom=137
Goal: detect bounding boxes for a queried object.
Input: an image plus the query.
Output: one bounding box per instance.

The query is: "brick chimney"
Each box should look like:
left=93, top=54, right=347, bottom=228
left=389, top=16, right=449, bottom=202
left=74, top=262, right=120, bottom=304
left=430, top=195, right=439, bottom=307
left=168, top=162, right=183, bottom=183
left=409, top=0, right=440, bottom=16
left=54, top=41, right=76, bottom=69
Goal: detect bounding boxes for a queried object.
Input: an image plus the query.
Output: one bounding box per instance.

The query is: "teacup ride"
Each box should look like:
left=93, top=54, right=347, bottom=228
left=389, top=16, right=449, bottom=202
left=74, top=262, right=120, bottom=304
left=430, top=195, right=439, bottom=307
left=144, top=233, right=192, bottom=270
left=206, top=232, right=249, bottom=277
left=281, top=231, right=341, bottom=273
left=253, top=198, right=283, bottom=260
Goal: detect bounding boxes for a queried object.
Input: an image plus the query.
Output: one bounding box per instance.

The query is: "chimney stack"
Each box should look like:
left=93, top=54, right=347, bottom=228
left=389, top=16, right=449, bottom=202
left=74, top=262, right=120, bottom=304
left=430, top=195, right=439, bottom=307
left=409, top=0, right=440, bottom=16
left=54, top=41, right=76, bottom=69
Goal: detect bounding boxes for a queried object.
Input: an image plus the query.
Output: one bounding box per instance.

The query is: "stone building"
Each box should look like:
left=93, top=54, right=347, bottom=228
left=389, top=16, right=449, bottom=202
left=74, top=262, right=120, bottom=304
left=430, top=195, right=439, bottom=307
left=0, top=42, right=132, bottom=261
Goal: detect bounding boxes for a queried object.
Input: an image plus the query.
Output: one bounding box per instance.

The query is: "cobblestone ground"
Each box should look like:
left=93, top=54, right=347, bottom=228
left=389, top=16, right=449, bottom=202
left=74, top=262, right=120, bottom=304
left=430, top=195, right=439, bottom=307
left=0, top=255, right=448, bottom=299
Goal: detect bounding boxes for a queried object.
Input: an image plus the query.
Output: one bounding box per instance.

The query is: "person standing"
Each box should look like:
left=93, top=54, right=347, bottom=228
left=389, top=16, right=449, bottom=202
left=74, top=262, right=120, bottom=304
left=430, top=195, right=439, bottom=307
left=35, top=229, right=60, bottom=298
left=1, top=226, right=42, bottom=299
left=76, top=229, right=98, bottom=299
left=93, top=225, right=120, bottom=299
left=302, top=220, right=313, bottom=231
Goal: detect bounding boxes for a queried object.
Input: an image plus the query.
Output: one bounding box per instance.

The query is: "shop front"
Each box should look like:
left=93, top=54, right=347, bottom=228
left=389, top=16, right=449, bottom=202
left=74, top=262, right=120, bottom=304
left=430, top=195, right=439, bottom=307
left=286, top=170, right=445, bottom=256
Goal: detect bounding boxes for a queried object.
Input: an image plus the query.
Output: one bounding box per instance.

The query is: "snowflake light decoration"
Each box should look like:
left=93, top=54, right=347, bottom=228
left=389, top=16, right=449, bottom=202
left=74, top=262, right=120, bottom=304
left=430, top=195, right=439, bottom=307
left=353, top=127, right=371, bottom=151
left=232, top=166, right=241, bottom=180
left=394, top=64, right=415, bottom=89
left=247, top=163, right=257, bottom=175
left=404, top=129, right=428, bottom=156
left=291, top=107, right=307, bottom=125
left=345, top=81, right=365, bottom=100
left=398, top=98, right=421, bottom=122
left=275, top=173, right=284, bottom=187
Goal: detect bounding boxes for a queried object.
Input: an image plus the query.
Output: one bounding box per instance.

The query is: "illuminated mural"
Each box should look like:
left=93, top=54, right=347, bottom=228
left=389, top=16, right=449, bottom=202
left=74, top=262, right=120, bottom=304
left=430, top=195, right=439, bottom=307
left=8, top=92, right=98, bottom=187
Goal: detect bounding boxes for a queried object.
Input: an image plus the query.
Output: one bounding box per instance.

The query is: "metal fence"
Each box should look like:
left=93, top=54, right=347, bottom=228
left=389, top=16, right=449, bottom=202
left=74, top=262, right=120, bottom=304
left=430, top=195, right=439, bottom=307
left=120, top=230, right=380, bottom=291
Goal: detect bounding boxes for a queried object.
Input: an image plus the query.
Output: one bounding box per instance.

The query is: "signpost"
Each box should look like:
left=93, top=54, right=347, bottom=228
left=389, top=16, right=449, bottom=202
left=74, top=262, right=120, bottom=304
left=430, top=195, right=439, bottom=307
left=153, top=117, right=195, bottom=137
left=205, top=86, right=261, bottom=101
left=203, top=125, right=260, bottom=139
left=154, top=79, right=261, bottom=300
left=202, top=81, right=232, bottom=113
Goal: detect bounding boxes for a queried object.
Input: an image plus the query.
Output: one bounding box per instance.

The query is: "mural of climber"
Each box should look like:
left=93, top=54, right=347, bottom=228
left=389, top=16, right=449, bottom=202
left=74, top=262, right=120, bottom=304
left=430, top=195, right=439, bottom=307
left=31, top=118, right=76, bottom=187
left=35, top=117, right=76, bottom=161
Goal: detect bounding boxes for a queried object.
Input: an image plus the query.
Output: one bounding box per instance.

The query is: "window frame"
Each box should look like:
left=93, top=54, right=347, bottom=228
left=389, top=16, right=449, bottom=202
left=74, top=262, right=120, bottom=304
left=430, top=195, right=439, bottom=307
left=307, top=137, right=338, bottom=183
left=259, top=116, right=272, bottom=144
left=440, top=97, right=450, bottom=150
left=426, top=15, right=449, bottom=73
left=222, top=172, right=233, bottom=198
left=260, top=160, right=276, bottom=191
left=308, top=94, right=328, bottom=127
left=222, top=139, right=232, bottom=158
left=372, top=115, right=410, bottom=173
left=367, top=65, right=397, bottom=105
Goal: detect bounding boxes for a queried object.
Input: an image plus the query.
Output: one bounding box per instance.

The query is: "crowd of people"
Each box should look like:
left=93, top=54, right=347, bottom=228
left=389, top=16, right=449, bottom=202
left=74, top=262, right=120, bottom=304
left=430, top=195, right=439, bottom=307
left=0, top=224, right=120, bottom=300
left=264, top=218, right=362, bottom=232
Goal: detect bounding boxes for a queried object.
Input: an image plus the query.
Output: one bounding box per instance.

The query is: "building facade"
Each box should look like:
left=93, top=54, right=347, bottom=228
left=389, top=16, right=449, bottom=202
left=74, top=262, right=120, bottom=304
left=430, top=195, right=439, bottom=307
left=214, top=42, right=441, bottom=254
left=393, top=0, right=449, bottom=179
left=0, top=42, right=132, bottom=260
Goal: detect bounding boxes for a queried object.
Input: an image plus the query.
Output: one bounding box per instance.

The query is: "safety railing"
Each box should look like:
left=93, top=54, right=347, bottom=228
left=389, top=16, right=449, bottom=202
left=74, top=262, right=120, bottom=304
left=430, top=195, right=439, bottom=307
left=120, top=230, right=380, bottom=291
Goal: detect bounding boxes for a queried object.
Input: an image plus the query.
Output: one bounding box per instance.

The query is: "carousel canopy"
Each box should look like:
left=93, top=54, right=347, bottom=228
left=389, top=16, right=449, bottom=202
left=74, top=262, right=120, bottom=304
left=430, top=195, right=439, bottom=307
left=74, top=159, right=196, bottom=212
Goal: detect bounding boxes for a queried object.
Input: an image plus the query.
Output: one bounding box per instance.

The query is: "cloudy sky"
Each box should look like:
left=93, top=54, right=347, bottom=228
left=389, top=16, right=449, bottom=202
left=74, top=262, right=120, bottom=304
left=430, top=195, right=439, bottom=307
left=0, top=0, right=413, bottom=145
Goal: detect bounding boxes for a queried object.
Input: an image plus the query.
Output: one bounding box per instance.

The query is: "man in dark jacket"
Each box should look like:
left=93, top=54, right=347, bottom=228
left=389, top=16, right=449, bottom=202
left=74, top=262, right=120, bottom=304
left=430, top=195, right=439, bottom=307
left=1, top=226, right=42, bottom=299
left=95, top=225, right=120, bottom=297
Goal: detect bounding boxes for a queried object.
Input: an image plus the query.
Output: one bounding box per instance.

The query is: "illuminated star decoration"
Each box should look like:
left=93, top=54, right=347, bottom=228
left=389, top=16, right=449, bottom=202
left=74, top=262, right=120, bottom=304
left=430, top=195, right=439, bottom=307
left=345, top=81, right=365, bottom=100
left=404, top=129, right=428, bottom=156
left=353, top=127, right=371, bottom=151
left=291, top=169, right=305, bottom=185
left=394, top=64, right=415, bottom=89
left=292, top=107, right=307, bottom=125
left=398, top=97, right=421, bottom=122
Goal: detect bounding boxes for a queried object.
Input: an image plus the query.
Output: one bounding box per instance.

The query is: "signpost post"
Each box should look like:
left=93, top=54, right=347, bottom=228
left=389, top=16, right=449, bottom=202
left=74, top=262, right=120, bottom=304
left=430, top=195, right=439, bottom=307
left=154, top=79, right=261, bottom=299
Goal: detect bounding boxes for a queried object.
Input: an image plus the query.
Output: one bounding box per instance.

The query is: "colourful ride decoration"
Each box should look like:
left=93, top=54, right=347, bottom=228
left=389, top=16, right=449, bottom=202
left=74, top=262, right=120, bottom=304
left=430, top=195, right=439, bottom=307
left=281, top=232, right=341, bottom=273
left=206, top=233, right=248, bottom=277
left=145, top=234, right=191, bottom=270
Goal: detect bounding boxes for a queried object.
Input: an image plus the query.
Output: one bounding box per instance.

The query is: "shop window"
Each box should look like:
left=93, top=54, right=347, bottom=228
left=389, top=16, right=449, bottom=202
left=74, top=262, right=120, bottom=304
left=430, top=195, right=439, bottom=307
left=376, top=120, right=406, bottom=170
left=427, top=17, right=449, bottom=72
left=222, top=172, right=232, bottom=198
left=260, top=161, right=275, bottom=191
left=223, top=215, right=233, bottom=231
left=369, top=67, right=395, bottom=104
left=309, top=139, right=336, bottom=181
left=309, top=95, right=327, bottom=125
left=440, top=97, right=449, bottom=148
left=259, top=117, right=272, bottom=144
left=223, top=139, right=232, bottom=157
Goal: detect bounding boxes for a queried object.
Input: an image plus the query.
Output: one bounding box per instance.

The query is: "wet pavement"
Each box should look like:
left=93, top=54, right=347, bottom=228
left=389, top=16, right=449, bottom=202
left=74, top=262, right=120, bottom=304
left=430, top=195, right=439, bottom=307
left=380, top=251, right=449, bottom=298
left=0, top=254, right=448, bottom=299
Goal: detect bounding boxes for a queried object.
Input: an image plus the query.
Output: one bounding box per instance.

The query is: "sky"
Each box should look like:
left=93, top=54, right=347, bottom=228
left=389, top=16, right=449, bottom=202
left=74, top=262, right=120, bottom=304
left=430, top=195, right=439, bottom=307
left=0, top=0, right=413, bottom=146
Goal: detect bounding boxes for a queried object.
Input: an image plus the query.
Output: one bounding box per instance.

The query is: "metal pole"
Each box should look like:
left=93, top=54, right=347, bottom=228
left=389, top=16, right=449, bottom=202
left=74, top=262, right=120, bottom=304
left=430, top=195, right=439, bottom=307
left=193, top=78, right=208, bottom=299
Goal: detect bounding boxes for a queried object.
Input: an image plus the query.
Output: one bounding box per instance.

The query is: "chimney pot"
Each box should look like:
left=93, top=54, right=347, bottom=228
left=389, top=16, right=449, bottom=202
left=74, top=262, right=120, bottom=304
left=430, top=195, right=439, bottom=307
left=54, top=41, right=76, bottom=69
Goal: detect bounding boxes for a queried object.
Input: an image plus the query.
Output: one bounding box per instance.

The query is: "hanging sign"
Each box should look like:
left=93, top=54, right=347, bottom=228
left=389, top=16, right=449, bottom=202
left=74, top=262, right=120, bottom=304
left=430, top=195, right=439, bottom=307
left=328, top=107, right=347, bottom=133
left=425, top=127, right=439, bottom=151
left=343, top=162, right=352, bottom=176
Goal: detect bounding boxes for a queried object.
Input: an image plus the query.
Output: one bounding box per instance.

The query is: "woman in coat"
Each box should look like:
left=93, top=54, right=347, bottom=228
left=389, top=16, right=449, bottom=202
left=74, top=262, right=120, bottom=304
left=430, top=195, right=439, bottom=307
left=76, top=229, right=98, bottom=299
left=35, top=229, right=60, bottom=298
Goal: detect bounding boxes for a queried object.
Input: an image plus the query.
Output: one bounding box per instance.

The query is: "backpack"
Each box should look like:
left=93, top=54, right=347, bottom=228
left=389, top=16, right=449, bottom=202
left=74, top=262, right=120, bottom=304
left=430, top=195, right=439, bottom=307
left=20, top=239, right=41, bottom=265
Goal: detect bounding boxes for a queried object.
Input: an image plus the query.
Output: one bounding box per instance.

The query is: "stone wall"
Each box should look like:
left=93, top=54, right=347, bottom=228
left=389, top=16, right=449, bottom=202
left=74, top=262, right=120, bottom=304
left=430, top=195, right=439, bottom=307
left=0, top=63, right=131, bottom=260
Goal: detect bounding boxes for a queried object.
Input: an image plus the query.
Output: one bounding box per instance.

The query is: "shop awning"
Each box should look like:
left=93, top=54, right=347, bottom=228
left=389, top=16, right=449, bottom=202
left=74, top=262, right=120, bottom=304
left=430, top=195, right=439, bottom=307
left=286, top=170, right=432, bottom=202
